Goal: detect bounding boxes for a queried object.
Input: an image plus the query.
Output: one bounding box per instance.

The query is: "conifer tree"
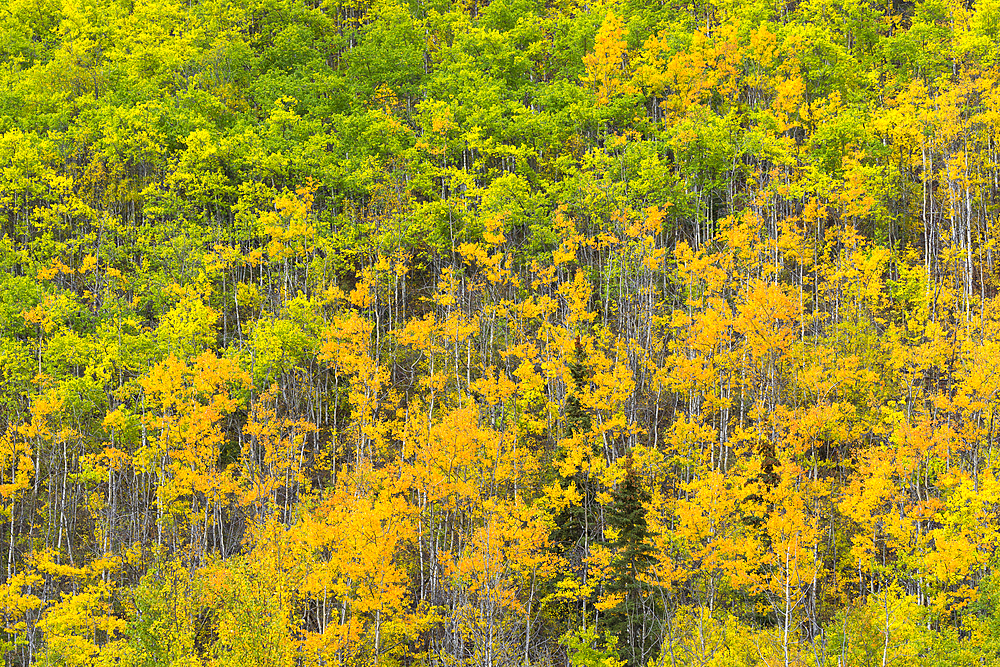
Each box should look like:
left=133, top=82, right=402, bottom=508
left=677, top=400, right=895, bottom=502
left=564, top=336, right=591, bottom=435
left=602, top=458, right=656, bottom=667
left=553, top=337, right=600, bottom=626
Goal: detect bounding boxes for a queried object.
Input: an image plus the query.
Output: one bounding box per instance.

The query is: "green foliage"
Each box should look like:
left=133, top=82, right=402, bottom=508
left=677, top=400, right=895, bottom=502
left=560, top=626, right=625, bottom=667
left=124, top=560, right=200, bottom=667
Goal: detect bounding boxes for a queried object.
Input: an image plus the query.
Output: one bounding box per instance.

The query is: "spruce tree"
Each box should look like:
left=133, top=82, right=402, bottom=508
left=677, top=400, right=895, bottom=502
left=603, top=458, right=656, bottom=667
left=553, top=336, right=599, bottom=622
left=564, top=336, right=591, bottom=435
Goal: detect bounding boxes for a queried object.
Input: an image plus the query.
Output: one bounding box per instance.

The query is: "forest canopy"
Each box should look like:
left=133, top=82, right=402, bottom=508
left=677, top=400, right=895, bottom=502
left=3, top=0, right=1000, bottom=665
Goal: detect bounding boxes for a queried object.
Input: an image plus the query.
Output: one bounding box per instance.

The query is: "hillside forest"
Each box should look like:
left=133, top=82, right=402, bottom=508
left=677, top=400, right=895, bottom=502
left=9, top=0, right=1000, bottom=664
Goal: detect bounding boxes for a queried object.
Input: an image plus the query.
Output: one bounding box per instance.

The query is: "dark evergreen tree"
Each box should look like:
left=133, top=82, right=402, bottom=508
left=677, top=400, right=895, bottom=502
left=602, top=458, right=657, bottom=667
left=552, top=336, right=600, bottom=624
left=564, top=336, right=591, bottom=436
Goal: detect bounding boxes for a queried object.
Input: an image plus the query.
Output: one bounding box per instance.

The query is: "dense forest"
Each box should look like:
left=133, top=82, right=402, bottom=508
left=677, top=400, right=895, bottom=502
left=6, top=0, right=1000, bottom=664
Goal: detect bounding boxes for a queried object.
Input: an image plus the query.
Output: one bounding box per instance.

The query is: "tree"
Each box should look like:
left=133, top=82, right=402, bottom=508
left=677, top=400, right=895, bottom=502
left=601, top=459, right=657, bottom=667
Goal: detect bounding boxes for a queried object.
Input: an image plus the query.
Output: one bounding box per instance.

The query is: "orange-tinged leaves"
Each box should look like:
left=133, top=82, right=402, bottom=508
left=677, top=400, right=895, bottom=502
left=583, top=11, right=635, bottom=106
